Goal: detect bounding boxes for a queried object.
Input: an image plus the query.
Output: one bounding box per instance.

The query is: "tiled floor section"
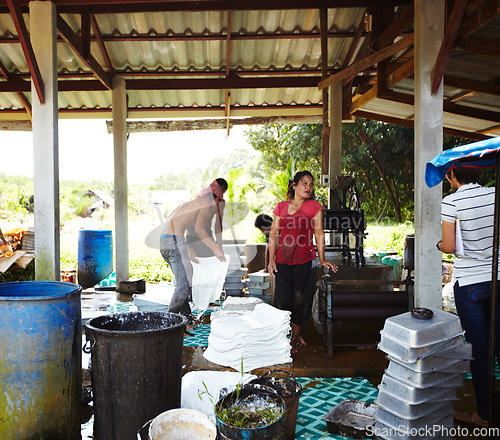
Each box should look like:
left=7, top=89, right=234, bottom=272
left=295, top=377, right=378, bottom=440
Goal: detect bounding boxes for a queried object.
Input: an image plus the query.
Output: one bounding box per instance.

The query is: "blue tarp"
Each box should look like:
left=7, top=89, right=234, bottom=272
left=425, top=137, right=500, bottom=188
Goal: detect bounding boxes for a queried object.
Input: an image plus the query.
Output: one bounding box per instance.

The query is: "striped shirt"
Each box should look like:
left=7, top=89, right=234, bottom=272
left=441, top=183, right=496, bottom=286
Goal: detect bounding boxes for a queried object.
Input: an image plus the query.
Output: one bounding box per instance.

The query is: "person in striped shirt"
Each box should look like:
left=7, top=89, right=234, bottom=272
left=437, top=165, right=497, bottom=428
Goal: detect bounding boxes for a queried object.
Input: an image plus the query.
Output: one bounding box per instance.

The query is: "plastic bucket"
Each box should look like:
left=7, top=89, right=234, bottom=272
left=0, top=281, right=82, bottom=440
left=78, top=229, right=113, bottom=288
left=84, top=311, right=187, bottom=440
left=215, top=383, right=286, bottom=440
left=250, top=370, right=303, bottom=440
left=148, top=408, right=217, bottom=440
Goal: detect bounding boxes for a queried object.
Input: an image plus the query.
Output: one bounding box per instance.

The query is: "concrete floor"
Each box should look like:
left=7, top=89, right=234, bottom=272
left=80, top=285, right=485, bottom=439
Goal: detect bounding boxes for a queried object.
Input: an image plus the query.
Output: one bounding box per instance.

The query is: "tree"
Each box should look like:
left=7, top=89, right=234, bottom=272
left=245, top=120, right=469, bottom=222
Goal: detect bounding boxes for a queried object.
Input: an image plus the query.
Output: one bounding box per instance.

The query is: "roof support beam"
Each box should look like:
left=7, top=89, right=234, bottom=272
left=431, top=0, right=468, bottom=94
left=444, top=75, right=500, bottom=96
left=81, top=7, right=91, bottom=61
left=91, top=14, right=114, bottom=74
left=318, top=33, right=414, bottom=89
left=57, top=14, right=112, bottom=89
left=353, top=110, right=490, bottom=141
left=126, top=76, right=322, bottom=90
left=381, top=90, right=500, bottom=123
left=458, top=37, right=500, bottom=58
left=459, top=0, right=500, bottom=38
left=105, top=115, right=323, bottom=133
left=6, top=0, right=44, bottom=103
left=0, top=0, right=412, bottom=14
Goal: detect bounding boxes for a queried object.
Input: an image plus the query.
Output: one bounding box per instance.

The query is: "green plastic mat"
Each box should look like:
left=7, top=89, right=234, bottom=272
left=183, top=323, right=211, bottom=347
left=295, top=377, right=378, bottom=440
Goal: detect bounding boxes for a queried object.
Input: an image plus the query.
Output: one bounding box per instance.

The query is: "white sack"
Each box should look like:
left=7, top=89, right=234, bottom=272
left=181, top=371, right=256, bottom=422
left=191, top=255, right=230, bottom=311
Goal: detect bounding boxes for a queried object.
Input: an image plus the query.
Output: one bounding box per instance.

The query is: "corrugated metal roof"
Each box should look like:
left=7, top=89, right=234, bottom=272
left=0, top=1, right=498, bottom=139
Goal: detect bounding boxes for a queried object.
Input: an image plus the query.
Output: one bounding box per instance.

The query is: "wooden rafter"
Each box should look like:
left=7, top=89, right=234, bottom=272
left=15, top=91, right=31, bottom=118
left=386, top=48, right=414, bottom=87
left=353, top=110, right=490, bottom=141
left=350, top=85, right=377, bottom=113
left=57, top=14, right=112, bottom=89
left=342, top=15, right=366, bottom=69
left=6, top=0, right=44, bottom=103
left=459, top=0, right=500, bottom=38
left=447, top=90, right=477, bottom=103
left=0, top=57, right=9, bottom=79
left=380, top=90, right=500, bottom=123
left=318, top=33, right=414, bottom=90
left=458, top=37, right=500, bottom=58
left=478, top=123, right=500, bottom=134
left=105, top=115, right=323, bottom=133
left=431, top=0, right=468, bottom=95
left=377, top=0, right=414, bottom=48
left=444, top=75, right=500, bottom=96
left=90, top=15, right=114, bottom=74
left=81, top=8, right=91, bottom=61
left=0, top=0, right=414, bottom=15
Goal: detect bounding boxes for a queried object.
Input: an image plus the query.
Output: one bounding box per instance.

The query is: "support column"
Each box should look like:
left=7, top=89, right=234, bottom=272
left=414, top=0, right=444, bottom=307
left=112, top=78, right=129, bottom=284
left=30, top=1, right=59, bottom=281
left=328, top=82, right=343, bottom=209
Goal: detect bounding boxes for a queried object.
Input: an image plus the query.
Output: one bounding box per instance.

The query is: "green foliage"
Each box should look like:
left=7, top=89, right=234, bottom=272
left=129, top=250, right=173, bottom=283
left=364, top=222, right=415, bottom=257
left=0, top=260, right=35, bottom=282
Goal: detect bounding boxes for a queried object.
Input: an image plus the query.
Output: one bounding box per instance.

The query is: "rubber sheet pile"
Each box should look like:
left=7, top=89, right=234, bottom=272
left=203, top=297, right=292, bottom=372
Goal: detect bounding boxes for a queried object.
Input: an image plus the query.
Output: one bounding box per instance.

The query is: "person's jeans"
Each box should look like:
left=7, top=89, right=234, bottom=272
left=160, top=234, right=192, bottom=319
left=454, top=280, right=500, bottom=420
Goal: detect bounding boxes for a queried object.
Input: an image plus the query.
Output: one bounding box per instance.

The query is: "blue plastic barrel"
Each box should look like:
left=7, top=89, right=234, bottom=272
left=78, top=229, right=113, bottom=288
left=0, top=281, right=82, bottom=440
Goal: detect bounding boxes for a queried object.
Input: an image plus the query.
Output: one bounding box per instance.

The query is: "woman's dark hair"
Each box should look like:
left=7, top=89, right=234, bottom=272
left=255, top=213, right=273, bottom=229
left=287, top=170, right=315, bottom=200
left=446, top=166, right=480, bottom=185
left=216, top=178, right=228, bottom=192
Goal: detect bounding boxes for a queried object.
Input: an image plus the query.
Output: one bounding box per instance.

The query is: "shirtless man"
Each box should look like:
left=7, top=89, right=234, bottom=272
left=160, top=178, right=227, bottom=323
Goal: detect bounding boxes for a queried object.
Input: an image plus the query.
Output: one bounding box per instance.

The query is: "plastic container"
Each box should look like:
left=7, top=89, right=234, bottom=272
left=381, top=308, right=463, bottom=348
left=78, top=229, right=113, bottom=288
left=385, top=367, right=465, bottom=389
left=323, top=399, right=376, bottom=439
left=85, top=311, right=187, bottom=440
left=386, top=341, right=472, bottom=373
left=215, top=383, right=285, bottom=440
left=0, top=281, right=81, bottom=440
left=249, top=370, right=302, bottom=440
left=378, top=373, right=460, bottom=405
left=378, top=332, right=465, bottom=363
left=376, top=388, right=456, bottom=419
left=386, top=360, right=469, bottom=387
left=374, top=405, right=454, bottom=432
left=373, top=417, right=454, bottom=440
left=148, top=408, right=217, bottom=440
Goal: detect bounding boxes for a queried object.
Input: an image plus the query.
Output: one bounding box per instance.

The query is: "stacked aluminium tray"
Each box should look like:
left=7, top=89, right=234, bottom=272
left=375, top=307, right=472, bottom=440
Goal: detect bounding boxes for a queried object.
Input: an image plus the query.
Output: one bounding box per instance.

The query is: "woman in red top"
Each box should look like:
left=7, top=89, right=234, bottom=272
left=268, top=171, right=338, bottom=353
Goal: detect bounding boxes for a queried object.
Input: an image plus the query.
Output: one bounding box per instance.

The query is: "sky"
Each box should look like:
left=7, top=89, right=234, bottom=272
left=0, top=119, right=253, bottom=184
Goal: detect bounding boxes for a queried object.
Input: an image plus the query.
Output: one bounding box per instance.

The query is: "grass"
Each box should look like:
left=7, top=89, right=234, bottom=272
left=364, top=221, right=415, bottom=257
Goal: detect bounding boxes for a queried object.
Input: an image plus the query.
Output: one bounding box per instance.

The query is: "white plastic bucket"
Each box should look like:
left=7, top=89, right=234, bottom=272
left=148, top=408, right=217, bottom=440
